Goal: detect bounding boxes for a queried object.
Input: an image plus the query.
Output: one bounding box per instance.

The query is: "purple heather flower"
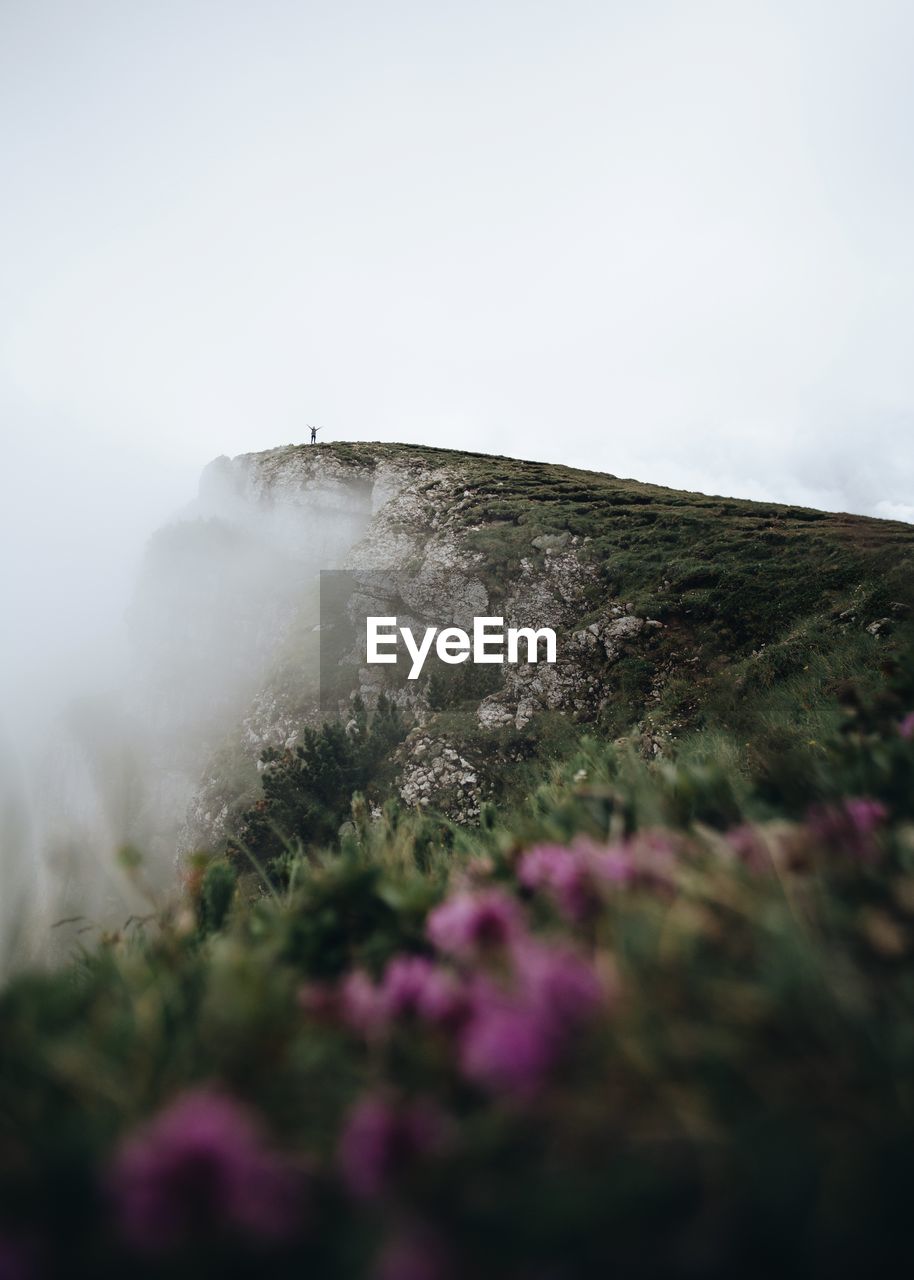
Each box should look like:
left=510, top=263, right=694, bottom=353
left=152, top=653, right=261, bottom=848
left=512, top=939, right=605, bottom=1027
left=624, top=829, right=678, bottom=889
left=459, top=942, right=605, bottom=1096
left=517, top=844, right=572, bottom=891
left=110, top=1089, right=304, bottom=1253
left=340, top=969, right=387, bottom=1037
left=726, top=824, right=773, bottom=874
left=339, top=959, right=468, bottom=1038
left=808, top=796, right=888, bottom=862
left=426, top=889, right=524, bottom=957
left=379, top=956, right=469, bottom=1028
left=459, top=994, right=556, bottom=1096
left=592, top=844, right=637, bottom=884
left=338, top=1095, right=448, bottom=1201
left=845, top=797, right=888, bottom=828
left=899, top=711, right=914, bottom=740
left=519, top=844, right=599, bottom=922
left=519, top=841, right=636, bottom=921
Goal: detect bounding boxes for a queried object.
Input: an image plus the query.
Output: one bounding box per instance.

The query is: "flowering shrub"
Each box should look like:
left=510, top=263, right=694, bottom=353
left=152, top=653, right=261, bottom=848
left=424, top=888, right=524, bottom=956
left=519, top=841, right=626, bottom=921
left=110, top=1090, right=305, bottom=1251
left=338, top=1094, right=449, bottom=1201
left=458, top=940, right=605, bottom=1096
left=807, top=796, right=888, bottom=862
left=3, top=658, right=914, bottom=1276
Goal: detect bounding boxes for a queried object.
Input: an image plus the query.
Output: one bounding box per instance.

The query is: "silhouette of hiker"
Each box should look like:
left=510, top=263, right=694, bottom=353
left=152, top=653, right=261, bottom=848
left=309, top=425, right=321, bottom=444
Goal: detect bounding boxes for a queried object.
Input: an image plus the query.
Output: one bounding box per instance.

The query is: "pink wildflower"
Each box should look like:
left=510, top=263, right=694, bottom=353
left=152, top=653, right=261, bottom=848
left=808, top=797, right=888, bottom=862
left=624, top=829, right=678, bottom=889
left=338, top=1095, right=448, bottom=1201
left=726, top=824, right=773, bottom=874
left=519, top=844, right=598, bottom=922
left=340, top=969, right=388, bottom=1037
left=380, top=956, right=440, bottom=1017
left=592, top=844, right=637, bottom=884
left=459, top=995, right=555, bottom=1096
left=519, top=841, right=636, bottom=921
left=110, top=1089, right=304, bottom=1252
left=379, top=956, right=469, bottom=1028
left=899, top=711, right=914, bottom=740
left=339, top=959, right=469, bottom=1039
left=426, top=889, right=524, bottom=957
left=512, top=938, right=605, bottom=1026
left=459, top=941, right=605, bottom=1096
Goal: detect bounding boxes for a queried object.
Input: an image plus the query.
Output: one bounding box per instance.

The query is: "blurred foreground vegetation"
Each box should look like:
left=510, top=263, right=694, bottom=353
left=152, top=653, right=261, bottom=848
left=3, top=624, right=914, bottom=1277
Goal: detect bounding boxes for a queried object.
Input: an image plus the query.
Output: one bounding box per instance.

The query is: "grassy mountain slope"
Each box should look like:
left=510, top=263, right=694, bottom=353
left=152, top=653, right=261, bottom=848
left=2, top=445, right=914, bottom=1278
left=217, top=444, right=914, bottom=864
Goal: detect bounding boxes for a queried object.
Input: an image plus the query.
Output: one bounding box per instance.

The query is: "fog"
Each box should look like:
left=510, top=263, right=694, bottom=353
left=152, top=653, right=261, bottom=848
left=0, top=437, right=378, bottom=968
left=2, top=0, right=914, bottom=964
left=4, top=0, right=914, bottom=518
left=0, top=433, right=187, bottom=963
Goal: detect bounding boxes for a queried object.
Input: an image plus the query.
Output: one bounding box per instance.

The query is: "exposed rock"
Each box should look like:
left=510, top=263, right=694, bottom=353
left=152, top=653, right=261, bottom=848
left=866, top=617, right=892, bottom=637
left=476, top=610, right=663, bottom=731
left=397, top=733, right=489, bottom=822
left=171, top=445, right=670, bottom=845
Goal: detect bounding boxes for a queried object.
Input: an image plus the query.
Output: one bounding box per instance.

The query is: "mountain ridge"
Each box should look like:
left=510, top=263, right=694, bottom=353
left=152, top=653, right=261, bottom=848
left=147, top=441, right=914, bottom=855
left=5, top=444, right=914, bottom=1275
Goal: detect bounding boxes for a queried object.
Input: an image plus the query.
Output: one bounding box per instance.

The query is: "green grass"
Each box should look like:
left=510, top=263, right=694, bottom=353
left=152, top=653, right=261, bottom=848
left=189, top=442, right=914, bottom=867
left=2, top=652, right=914, bottom=1275
left=2, top=442, right=914, bottom=1276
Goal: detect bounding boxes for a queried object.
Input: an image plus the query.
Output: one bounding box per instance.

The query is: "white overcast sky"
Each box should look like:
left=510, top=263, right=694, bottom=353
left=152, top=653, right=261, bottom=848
left=1, top=0, right=913, bottom=672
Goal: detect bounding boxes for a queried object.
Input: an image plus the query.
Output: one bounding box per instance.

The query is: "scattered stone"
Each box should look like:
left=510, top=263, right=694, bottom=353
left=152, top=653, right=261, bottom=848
left=531, top=532, right=571, bottom=552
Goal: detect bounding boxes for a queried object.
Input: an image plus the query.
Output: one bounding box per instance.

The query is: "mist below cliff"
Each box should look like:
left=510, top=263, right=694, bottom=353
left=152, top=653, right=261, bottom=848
left=0, top=444, right=378, bottom=970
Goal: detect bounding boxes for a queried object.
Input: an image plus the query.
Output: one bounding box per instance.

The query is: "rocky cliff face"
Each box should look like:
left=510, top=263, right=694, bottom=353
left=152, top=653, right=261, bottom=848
left=134, top=443, right=663, bottom=848
left=126, top=441, right=911, bottom=857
